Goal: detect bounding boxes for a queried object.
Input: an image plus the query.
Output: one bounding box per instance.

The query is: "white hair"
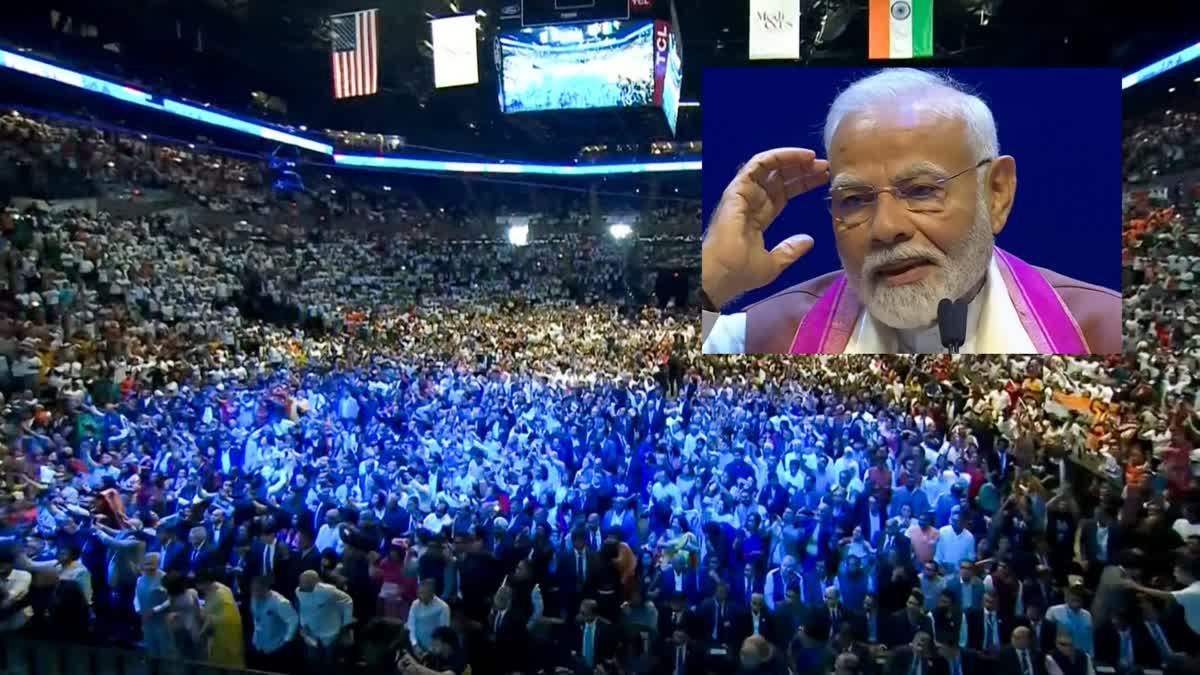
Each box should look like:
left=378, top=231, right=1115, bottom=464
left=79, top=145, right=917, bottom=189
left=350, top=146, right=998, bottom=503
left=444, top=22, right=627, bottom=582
left=823, top=68, right=999, bottom=169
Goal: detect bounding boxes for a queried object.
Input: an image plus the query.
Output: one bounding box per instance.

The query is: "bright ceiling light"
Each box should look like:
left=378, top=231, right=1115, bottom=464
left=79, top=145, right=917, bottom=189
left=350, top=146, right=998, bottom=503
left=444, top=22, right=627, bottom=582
left=609, top=223, right=633, bottom=240
left=508, top=225, right=529, bottom=246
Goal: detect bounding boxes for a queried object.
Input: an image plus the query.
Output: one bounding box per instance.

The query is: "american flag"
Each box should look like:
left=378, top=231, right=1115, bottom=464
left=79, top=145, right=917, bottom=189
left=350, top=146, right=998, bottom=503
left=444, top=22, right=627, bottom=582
left=330, top=9, right=379, bottom=99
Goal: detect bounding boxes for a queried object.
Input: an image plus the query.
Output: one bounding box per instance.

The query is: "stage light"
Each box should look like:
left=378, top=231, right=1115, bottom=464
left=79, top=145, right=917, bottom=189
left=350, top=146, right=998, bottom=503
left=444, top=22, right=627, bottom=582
left=609, top=224, right=633, bottom=240
left=507, top=225, right=529, bottom=246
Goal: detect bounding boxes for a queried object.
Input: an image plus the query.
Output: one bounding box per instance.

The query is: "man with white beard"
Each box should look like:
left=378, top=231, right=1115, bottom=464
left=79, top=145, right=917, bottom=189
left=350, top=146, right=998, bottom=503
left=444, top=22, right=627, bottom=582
left=701, top=68, right=1120, bottom=354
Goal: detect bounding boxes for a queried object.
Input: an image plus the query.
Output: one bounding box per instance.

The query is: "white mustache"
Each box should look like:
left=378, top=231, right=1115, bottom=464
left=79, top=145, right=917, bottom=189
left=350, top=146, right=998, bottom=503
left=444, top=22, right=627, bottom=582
left=863, top=248, right=946, bottom=279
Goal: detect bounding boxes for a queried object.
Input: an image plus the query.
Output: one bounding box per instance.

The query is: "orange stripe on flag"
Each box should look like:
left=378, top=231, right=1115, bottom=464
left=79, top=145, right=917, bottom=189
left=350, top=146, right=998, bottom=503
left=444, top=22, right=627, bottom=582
left=868, top=0, right=890, bottom=59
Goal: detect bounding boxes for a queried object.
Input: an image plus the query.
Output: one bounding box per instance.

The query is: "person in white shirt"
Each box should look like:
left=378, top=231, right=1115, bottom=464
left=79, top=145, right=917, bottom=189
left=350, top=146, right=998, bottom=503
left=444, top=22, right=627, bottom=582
left=933, top=508, right=976, bottom=574
left=22, top=541, right=92, bottom=606
left=295, top=570, right=353, bottom=667
left=1123, top=553, right=1200, bottom=637
left=407, top=578, right=451, bottom=658
left=250, top=575, right=299, bottom=672
left=651, top=472, right=683, bottom=514
left=0, top=550, right=33, bottom=632
left=314, top=509, right=346, bottom=556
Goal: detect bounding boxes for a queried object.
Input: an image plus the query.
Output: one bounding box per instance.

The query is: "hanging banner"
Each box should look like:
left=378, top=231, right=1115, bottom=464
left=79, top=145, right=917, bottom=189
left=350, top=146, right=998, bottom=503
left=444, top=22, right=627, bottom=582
left=431, top=14, right=480, bottom=88
left=749, top=0, right=800, bottom=60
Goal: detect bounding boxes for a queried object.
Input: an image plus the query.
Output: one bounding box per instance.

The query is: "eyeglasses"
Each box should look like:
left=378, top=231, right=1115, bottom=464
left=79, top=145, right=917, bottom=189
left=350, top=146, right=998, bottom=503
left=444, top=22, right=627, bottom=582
left=825, top=158, right=994, bottom=232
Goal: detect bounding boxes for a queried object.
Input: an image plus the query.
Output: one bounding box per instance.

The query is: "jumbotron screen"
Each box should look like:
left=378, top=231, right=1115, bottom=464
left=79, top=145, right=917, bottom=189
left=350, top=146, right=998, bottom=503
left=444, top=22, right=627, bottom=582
left=497, top=20, right=655, bottom=113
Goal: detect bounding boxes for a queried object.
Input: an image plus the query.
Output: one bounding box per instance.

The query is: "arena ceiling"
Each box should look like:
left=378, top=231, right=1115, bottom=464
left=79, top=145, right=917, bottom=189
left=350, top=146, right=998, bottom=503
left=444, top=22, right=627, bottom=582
left=0, top=0, right=1197, bottom=163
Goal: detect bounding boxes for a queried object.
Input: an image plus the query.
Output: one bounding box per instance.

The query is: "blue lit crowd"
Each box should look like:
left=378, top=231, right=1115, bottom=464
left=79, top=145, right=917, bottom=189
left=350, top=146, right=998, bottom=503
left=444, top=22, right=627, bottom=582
left=0, top=113, right=1198, bottom=675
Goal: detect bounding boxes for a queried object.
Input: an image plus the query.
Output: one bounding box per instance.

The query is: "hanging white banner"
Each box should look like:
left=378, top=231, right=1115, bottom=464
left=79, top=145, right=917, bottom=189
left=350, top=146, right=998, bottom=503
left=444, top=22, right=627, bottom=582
left=432, top=14, right=480, bottom=88
left=749, top=0, right=800, bottom=60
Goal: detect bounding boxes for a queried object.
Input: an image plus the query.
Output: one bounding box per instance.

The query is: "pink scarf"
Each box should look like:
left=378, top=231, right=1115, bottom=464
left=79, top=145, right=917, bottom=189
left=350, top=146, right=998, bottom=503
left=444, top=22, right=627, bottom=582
left=788, top=248, right=1089, bottom=354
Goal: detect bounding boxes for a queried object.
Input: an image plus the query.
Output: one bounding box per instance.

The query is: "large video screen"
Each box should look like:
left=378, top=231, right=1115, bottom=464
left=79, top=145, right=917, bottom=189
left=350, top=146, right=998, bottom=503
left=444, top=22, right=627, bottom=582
left=662, top=30, right=682, bottom=134
left=498, top=20, right=655, bottom=113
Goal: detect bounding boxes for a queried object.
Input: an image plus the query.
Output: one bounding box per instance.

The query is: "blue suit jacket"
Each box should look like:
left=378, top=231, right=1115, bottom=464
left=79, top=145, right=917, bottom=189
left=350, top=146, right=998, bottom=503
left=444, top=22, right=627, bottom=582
left=657, top=569, right=702, bottom=605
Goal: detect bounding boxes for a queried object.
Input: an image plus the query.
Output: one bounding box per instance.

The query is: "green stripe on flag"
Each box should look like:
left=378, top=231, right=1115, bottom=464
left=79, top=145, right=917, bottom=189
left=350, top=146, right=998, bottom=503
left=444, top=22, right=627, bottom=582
left=911, top=0, right=933, bottom=57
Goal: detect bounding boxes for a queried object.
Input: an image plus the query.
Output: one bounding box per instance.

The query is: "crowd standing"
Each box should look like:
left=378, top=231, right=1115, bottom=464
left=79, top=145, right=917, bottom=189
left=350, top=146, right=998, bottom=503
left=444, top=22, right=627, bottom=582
left=0, top=110, right=1197, bottom=675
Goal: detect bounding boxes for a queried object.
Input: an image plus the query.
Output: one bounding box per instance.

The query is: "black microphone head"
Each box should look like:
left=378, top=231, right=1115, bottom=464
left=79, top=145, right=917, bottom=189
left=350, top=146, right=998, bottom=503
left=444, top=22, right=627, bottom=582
left=937, top=298, right=968, bottom=350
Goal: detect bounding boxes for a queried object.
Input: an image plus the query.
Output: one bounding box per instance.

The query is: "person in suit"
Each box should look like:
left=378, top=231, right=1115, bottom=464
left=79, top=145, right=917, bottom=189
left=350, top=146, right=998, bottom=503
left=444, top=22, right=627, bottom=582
left=734, top=594, right=776, bottom=647
left=887, top=631, right=943, bottom=675
left=558, top=529, right=600, bottom=613
left=887, top=590, right=936, bottom=648
left=1021, top=566, right=1062, bottom=615
left=813, top=586, right=852, bottom=640
left=789, top=621, right=837, bottom=675
left=208, top=509, right=237, bottom=563
left=877, top=520, right=914, bottom=572
left=834, top=619, right=879, bottom=675
left=159, top=527, right=188, bottom=573
left=935, top=642, right=989, bottom=675
left=656, top=556, right=702, bottom=607
left=857, top=593, right=886, bottom=645
left=1077, top=504, right=1122, bottom=587
left=734, top=562, right=766, bottom=609
left=247, top=525, right=291, bottom=593
left=1132, top=596, right=1182, bottom=671
left=184, top=526, right=217, bottom=579
left=293, top=527, right=322, bottom=577
left=995, top=626, right=1049, bottom=675
left=657, top=628, right=704, bottom=675
left=657, top=592, right=696, bottom=641
left=861, top=496, right=890, bottom=545
left=1013, top=602, right=1056, bottom=655
left=1095, top=611, right=1148, bottom=674
left=964, top=590, right=1009, bottom=652
left=944, top=561, right=986, bottom=614
left=571, top=599, right=617, bottom=672
left=1047, top=631, right=1094, bottom=675
left=602, top=496, right=639, bottom=552
left=696, top=582, right=736, bottom=649
left=487, top=585, right=530, bottom=675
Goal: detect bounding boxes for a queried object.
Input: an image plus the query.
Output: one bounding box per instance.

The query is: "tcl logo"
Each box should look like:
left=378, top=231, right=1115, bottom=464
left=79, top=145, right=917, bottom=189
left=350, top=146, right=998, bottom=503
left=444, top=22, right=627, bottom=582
left=655, top=21, right=669, bottom=66
left=631, top=0, right=653, bottom=9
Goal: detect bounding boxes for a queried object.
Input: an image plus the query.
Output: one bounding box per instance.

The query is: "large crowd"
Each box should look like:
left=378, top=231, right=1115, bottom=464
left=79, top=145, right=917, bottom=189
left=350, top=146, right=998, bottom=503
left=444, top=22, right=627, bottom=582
left=0, top=102, right=1197, bottom=675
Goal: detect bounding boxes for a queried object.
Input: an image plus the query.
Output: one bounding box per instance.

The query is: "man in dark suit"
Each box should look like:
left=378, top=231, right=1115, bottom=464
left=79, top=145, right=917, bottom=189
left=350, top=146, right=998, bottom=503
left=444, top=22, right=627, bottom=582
left=1021, top=566, right=1062, bottom=615
left=557, top=529, right=599, bottom=613
left=1012, top=602, right=1056, bottom=655
left=733, top=562, right=765, bottom=609
left=293, top=527, right=322, bottom=577
left=487, top=585, right=530, bottom=675
left=656, top=557, right=702, bottom=606
left=246, top=525, right=291, bottom=592
left=183, top=526, right=217, bottom=578
left=943, top=561, right=986, bottom=614
left=994, top=627, right=1048, bottom=675
left=874, top=519, right=912, bottom=565
left=1095, top=611, right=1151, bottom=674
left=207, top=509, right=236, bottom=563
left=935, top=642, right=988, bottom=675
left=158, top=528, right=188, bottom=573
left=658, top=593, right=697, bottom=642
left=601, top=496, right=639, bottom=551
left=811, top=586, right=851, bottom=640
left=860, top=495, right=889, bottom=544
left=1077, top=504, right=1123, bottom=586
left=696, top=583, right=736, bottom=649
left=887, top=632, right=944, bottom=675
left=656, top=629, right=704, bottom=675
left=734, top=594, right=775, bottom=647
left=963, top=591, right=1009, bottom=652
left=886, top=591, right=936, bottom=648
left=571, top=599, right=617, bottom=672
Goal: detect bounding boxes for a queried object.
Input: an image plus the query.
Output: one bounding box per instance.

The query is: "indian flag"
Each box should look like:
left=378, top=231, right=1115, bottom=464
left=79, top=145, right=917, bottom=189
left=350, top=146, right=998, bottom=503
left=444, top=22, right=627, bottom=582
left=868, top=0, right=933, bottom=59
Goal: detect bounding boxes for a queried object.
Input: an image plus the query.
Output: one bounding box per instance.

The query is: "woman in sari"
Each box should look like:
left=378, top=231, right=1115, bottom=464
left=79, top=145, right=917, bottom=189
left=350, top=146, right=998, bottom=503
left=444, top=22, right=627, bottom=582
left=197, top=572, right=245, bottom=668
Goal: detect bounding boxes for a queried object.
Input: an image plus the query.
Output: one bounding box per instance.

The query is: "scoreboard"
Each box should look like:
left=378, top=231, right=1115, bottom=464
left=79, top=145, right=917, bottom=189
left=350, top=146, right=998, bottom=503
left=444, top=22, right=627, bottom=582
left=519, top=0, right=634, bottom=27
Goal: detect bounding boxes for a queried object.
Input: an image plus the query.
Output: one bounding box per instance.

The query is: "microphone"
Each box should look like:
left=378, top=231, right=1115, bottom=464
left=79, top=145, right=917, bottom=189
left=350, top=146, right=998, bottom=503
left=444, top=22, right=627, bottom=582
left=937, top=298, right=969, bottom=354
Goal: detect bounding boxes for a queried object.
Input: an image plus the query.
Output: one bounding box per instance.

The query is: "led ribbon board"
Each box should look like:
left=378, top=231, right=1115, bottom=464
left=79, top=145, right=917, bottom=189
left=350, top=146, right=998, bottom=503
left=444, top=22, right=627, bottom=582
left=1122, top=41, right=1200, bottom=90
left=0, top=48, right=332, bottom=154
left=0, top=47, right=700, bottom=174
left=333, top=154, right=701, bottom=175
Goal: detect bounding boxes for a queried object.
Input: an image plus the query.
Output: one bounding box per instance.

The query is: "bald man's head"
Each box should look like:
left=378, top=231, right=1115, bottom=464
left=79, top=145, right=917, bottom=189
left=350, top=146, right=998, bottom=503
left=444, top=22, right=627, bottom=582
left=298, top=570, right=321, bottom=592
